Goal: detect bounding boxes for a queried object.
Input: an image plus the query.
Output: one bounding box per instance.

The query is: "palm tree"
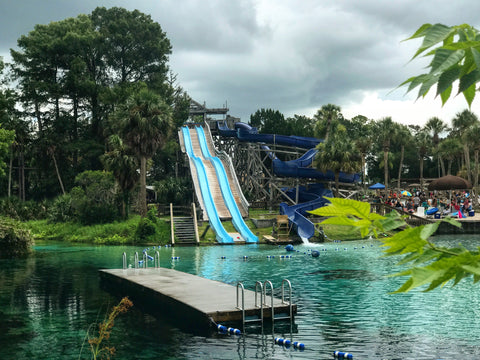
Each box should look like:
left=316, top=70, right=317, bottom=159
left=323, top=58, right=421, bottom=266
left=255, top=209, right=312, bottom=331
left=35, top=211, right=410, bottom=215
left=375, top=117, right=395, bottom=195
left=313, top=104, right=343, bottom=142
left=314, top=128, right=361, bottom=197
left=451, top=109, right=479, bottom=183
left=117, top=89, right=172, bottom=216
left=424, top=117, right=448, bottom=177
left=349, top=115, right=373, bottom=192
left=438, top=137, right=463, bottom=175
left=466, top=124, right=480, bottom=199
left=416, top=130, right=430, bottom=190
left=394, top=124, right=412, bottom=191
left=101, top=135, right=139, bottom=219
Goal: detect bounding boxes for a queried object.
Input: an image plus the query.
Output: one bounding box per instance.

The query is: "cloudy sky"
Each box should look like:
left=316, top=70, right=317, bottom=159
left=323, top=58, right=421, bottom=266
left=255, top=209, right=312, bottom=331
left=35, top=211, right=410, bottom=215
left=2, top=0, right=480, bottom=127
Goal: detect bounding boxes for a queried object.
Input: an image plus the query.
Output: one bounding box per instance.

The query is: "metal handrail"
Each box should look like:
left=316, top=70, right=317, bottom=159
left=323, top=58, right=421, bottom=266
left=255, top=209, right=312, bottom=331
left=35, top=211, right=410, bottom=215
left=134, top=252, right=139, bottom=269
left=263, top=280, right=274, bottom=325
left=154, top=251, right=160, bottom=268
left=170, top=203, right=175, bottom=245
left=122, top=252, right=127, bottom=270
left=254, top=281, right=264, bottom=324
left=281, top=279, right=293, bottom=320
left=236, top=282, right=245, bottom=325
left=142, top=252, right=148, bottom=268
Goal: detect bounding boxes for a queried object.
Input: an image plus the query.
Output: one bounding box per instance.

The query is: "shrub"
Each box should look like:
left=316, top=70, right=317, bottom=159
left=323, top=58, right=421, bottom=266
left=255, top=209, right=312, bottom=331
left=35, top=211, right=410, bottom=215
left=0, top=197, right=48, bottom=221
left=134, top=208, right=170, bottom=244
left=93, top=234, right=128, bottom=245
left=0, top=218, right=34, bottom=258
left=134, top=217, right=157, bottom=243
left=48, top=194, right=75, bottom=223
left=70, top=171, right=120, bottom=225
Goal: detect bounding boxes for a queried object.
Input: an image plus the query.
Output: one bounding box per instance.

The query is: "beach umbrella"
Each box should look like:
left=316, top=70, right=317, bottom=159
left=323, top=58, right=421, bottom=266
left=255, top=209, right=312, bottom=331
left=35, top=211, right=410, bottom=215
left=427, top=175, right=472, bottom=191
left=401, top=190, right=412, bottom=197
left=369, top=182, right=385, bottom=190
left=428, top=175, right=472, bottom=211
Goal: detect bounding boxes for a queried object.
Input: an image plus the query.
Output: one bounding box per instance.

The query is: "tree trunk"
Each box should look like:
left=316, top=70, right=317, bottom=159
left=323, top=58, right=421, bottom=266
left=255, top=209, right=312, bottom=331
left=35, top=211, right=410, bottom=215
left=384, top=149, right=389, bottom=196
left=361, top=154, right=366, bottom=193
left=464, top=145, right=472, bottom=183
left=122, top=190, right=130, bottom=219
left=397, top=145, right=404, bottom=190
left=334, top=171, right=340, bottom=198
left=139, top=155, right=148, bottom=216
left=420, top=157, right=424, bottom=191
left=474, top=150, right=479, bottom=207
left=50, top=149, right=65, bottom=195
left=447, top=160, right=452, bottom=175
left=8, top=147, right=12, bottom=198
left=439, top=155, right=446, bottom=177
left=18, top=146, right=25, bottom=201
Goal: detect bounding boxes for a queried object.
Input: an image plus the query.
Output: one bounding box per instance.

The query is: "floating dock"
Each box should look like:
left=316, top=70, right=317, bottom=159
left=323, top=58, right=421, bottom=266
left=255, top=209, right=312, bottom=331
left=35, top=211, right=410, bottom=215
left=99, top=268, right=296, bottom=332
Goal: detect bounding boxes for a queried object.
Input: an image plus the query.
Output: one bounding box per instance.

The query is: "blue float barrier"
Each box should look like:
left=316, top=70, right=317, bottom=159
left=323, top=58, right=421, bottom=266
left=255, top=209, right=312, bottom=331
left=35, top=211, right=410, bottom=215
left=334, top=350, right=353, bottom=359
left=171, top=256, right=180, bottom=260
left=274, top=337, right=291, bottom=347
left=243, top=255, right=248, bottom=260
left=221, top=256, right=226, bottom=259
left=293, top=341, right=305, bottom=350
left=147, top=255, right=154, bottom=260
left=217, top=324, right=241, bottom=335
left=285, top=244, right=295, bottom=252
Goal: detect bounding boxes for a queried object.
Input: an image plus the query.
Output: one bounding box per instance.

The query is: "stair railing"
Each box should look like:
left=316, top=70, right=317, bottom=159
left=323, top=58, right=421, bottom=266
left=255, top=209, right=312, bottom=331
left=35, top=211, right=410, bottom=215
left=170, top=203, right=175, bottom=246
left=192, top=202, right=200, bottom=244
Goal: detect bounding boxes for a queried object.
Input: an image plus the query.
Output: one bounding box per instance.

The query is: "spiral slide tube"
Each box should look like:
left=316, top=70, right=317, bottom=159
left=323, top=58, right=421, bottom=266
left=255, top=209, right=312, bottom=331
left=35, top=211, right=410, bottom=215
left=182, top=127, right=233, bottom=244
left=196, top=126, right=258, bottom=243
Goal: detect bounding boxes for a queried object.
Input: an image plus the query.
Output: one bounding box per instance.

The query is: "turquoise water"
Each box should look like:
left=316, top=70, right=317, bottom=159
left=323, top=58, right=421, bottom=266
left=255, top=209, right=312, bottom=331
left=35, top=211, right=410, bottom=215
left=1, top=236, right=480, bottom=359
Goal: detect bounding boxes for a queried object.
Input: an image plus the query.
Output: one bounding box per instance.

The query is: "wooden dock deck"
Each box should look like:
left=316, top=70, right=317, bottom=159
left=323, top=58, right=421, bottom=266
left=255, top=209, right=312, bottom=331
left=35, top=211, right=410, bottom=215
left=99, top=268, right=296, bottom=332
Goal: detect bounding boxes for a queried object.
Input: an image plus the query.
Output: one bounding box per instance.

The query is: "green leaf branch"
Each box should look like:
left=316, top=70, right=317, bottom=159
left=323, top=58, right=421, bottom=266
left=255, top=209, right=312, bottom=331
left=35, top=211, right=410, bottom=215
left=310, top=198, right=480, bottom=293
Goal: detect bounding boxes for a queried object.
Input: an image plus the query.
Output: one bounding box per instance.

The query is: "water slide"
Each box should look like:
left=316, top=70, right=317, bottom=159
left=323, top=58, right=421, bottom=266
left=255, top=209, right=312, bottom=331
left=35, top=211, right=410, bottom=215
left=180, top=125, right=257, bottom=244
left=279, top=184, right=332, bottom=242
left=217, top=121, right=359, bottom=241
left=217, top=122, right=360, bottom=183
left=195, top=126, right=257, bottom=243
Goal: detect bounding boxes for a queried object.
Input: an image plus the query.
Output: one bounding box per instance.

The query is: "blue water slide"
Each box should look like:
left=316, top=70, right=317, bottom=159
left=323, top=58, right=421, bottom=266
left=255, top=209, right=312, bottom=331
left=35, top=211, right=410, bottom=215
left=219, top=121, right=320, bottom=149
left=196, top=126, right=258, bottom=243
left=181, top=127, right=233, bottom=244
left=279, top=185, right=332, bottom=241
left=218, top=121, right=360, bottom=183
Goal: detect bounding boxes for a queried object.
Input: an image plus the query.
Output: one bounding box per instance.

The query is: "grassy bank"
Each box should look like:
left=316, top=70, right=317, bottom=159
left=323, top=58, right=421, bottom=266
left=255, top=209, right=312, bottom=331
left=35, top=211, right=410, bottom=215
left=25, top=215, right=170, bottom=245
left=24, top=208, right=366, bottom=246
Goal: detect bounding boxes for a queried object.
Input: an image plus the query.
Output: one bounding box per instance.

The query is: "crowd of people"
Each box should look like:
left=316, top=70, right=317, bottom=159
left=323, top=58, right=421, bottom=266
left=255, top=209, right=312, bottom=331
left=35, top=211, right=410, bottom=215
left=371, top=189, right=474, bottom=216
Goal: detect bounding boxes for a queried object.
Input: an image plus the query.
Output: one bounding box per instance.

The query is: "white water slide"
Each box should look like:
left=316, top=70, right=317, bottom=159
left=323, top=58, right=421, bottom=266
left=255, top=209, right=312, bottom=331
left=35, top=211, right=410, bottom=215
left=179, top=124, right=257, bottom=244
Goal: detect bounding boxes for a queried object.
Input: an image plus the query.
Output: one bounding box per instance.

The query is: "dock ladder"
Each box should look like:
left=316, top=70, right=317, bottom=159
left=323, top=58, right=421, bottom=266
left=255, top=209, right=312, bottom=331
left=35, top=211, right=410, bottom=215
left=236, top=279, right=293, bottom=327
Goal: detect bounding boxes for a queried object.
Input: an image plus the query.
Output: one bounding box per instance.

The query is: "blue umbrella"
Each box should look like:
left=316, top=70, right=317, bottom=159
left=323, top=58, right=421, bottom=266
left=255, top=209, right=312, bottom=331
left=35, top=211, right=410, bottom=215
left=369, top=183, right=385, bottom=190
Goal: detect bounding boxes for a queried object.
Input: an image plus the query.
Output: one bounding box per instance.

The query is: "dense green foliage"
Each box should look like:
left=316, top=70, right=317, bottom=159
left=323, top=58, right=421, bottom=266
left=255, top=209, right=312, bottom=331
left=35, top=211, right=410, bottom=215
left=250, top=108, right=315, bottom=137
left=0, top=197, right=48, bottom=221
left=314, top=126, right=361, bottom=196
left=134, top=207, right=170, bottom=244
left=0, top=217, right=34, bottom=258
left=27, top=211, right=170, bottom=245
left=309, top=198, right=478, bottom=293
left=2, top=7, right=188, bottom=202
left=401, top=23, right=480, bottom=107
left=70, top=170, right=120, bottom=225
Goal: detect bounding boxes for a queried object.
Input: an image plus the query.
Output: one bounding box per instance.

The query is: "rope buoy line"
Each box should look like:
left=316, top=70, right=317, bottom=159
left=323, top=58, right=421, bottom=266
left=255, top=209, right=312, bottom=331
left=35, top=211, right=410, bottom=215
left=333, top=350, right=353, bottom=359
left=129, top=242, right=378, bottom=267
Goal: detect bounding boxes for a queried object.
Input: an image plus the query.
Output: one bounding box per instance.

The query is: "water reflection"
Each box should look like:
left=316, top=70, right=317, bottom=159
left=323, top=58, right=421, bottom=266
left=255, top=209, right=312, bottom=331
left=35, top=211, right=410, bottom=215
left=1, top=240, right=480, bottom=359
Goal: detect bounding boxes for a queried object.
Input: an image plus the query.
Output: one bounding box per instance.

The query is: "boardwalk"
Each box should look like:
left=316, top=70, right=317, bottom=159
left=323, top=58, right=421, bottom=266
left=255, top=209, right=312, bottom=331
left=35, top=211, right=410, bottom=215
left=100, top=267, right=296, bottom=332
